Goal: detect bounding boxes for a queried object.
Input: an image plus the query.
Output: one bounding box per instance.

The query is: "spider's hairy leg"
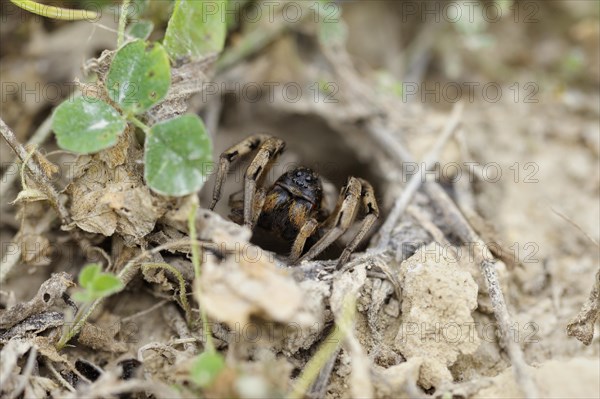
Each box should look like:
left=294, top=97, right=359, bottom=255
left=250, top=188, right=267, bottom=227
left=243, top=137, right=285, bottom=227
left=288, top=218, right=319, bottom=264
left=337, top=179, right=379, bottom=267
left=209, top=134, right=272, bottom=210
left=298, top=177, right=362, bottom=263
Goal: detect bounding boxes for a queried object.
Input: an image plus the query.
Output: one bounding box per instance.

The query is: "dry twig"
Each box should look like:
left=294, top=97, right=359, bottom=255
left=8, top=346, right=37, bottom=399
left=376, top=102, right=464, bottom=250
left=45, top=360, right=76, bottom=393
left=0, top=114, right=53, bottom=203
left=550, top=207, right=600, bottom=248
left=407, top=205, right=457, bottom=258
left=161, top=303, right=197, bottom=355
left=0, top=118, right=70, bottom=225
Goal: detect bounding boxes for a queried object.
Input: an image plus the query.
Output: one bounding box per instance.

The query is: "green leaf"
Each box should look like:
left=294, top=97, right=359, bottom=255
left=163, top=0, right=227, bottom=60
left=78, top=263, right=101, bottom=289
left=75, top=263, right=124, bottom=302
left=190, top=352, right=225, bottom=387
left=91, top=274, right=124, bottom=296
left=72, top=290, right=93, bottom=303
left=144, top=115, right=213, bottom=196
left=52, top=97, right=126, bottom=154
left=106, top=40, right=171, bottom=114
left=127, top=20, right=154, bottom=40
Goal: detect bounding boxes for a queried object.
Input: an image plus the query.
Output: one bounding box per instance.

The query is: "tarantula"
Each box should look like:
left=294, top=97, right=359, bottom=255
left=209, top=134, right=379, bottom=266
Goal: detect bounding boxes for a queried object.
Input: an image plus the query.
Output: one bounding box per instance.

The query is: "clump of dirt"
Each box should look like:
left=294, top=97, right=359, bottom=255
left=394, top=243, right=481, bottom=389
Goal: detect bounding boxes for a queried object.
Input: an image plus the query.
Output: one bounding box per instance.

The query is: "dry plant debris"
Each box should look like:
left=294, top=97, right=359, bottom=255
left=1, top=2, right=599, bottom=399
left=566, top=268, right=600, bottom=346
left=65, top=129, right=165, bottom=245
left=0, top=272, right=73, bottom=330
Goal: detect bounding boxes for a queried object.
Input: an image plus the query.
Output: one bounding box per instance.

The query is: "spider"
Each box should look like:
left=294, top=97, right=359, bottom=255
left=209, top=134, right=380, bottom=267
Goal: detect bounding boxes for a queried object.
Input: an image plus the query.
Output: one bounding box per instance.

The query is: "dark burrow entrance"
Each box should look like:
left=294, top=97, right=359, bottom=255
left=200, top=105, right=388, bottom=261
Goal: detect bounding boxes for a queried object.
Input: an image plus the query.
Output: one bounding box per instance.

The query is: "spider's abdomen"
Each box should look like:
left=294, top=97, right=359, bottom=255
left=257, top=168, right=323, bottom=241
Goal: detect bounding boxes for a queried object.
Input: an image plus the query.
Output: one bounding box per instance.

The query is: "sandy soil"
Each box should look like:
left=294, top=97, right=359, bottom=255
left=1, top=1, right=598, bottom=398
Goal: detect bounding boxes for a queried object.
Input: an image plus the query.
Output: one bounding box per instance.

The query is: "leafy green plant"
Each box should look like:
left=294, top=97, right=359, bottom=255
left=51, top=37, right=211, bottom=196
left=72, top=263, right=124, bottom=302
left=46, top=0, right=228, bottom=196
left=57, top=263, right=125, bottom=350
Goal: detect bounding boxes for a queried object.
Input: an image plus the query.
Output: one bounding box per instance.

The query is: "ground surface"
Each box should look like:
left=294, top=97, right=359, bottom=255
left=1, top=1, right=599, bottom=398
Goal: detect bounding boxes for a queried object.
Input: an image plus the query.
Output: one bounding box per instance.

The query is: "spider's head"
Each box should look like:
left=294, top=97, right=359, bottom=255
left=275, top=167, right=323, bottom=205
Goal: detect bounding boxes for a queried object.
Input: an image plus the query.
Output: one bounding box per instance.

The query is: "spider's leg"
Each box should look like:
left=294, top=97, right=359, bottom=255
left=250, top=188, right=267, bottom=227
left=298, top=177, right=362, bottom=263
left=243, top=137, right=285, bottom=227
left=337, top=179, right=379, bottom=267
left=288, top=218, right=319, bottom=264
left=209, top=134, right=271, bottom=210
left=230, top=188, right=267, bottom=226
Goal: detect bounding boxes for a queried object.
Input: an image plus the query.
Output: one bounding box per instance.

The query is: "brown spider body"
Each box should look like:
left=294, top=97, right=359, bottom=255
left=257, top=168, right=323, bottom=241
left=210, top=134, right=379, bottom=267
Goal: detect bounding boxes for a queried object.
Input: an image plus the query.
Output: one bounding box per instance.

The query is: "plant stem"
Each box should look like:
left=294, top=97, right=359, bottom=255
left=56, top=300, right=97, bottom=350
left=117, top=0, right=131, bottom=47
left=128, top=114, right=150, bottom=134
left=287, top=295, right=356, bottom=399
left=141, top=262, right=193, bottom=327
left=9, top=0, right=99, bottom=20
left=188, top=202, right=215, bottom=353
left=19, top=146, right=36, bottom=190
